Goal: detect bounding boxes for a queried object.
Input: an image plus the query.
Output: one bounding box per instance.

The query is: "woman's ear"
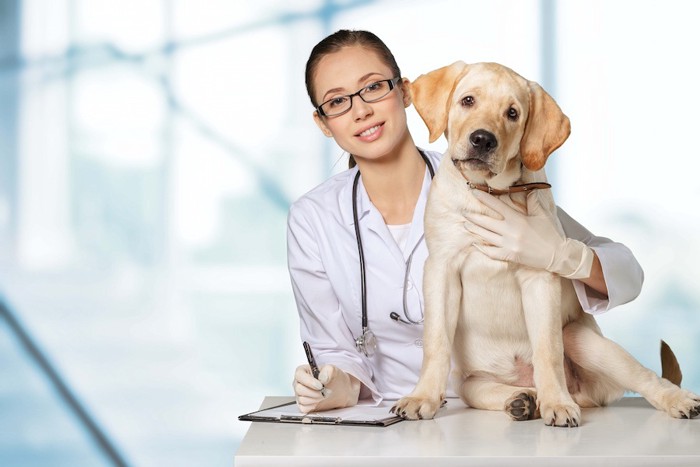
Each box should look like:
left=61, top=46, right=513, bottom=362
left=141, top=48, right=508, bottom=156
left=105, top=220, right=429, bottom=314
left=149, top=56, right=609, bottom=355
left=313, top=111, right=334, bottom=138
left=400, top=77, right=412, bottom=108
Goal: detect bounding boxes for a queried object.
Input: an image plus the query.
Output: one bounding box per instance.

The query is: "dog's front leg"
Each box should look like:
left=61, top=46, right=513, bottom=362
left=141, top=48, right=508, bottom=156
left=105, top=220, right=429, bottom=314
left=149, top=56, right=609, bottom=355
left=392, top=254, right=462, bottom=419
left=520, top=272, right=581, bottom=427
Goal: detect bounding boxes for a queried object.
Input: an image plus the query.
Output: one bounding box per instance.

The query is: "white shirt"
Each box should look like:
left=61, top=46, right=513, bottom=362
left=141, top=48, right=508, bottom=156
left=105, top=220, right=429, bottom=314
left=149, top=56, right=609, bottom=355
left=387, top=223, right=412, bottom=256
left=287, top=150, right=644, bottom=403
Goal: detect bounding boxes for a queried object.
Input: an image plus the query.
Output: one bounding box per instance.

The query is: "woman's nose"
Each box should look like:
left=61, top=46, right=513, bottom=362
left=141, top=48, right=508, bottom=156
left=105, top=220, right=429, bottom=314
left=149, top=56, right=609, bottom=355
left=352, top=96, right=373, bottom=120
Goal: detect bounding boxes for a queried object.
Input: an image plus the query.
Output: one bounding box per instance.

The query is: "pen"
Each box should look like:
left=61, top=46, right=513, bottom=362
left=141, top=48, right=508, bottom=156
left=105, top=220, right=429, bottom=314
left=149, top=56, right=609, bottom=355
left=303, top=341, right=327, bottom=397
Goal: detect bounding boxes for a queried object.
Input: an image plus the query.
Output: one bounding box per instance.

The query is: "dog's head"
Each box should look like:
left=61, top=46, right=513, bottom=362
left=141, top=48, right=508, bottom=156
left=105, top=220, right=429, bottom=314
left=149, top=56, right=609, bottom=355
left=409, top=61, right=570, bottom=188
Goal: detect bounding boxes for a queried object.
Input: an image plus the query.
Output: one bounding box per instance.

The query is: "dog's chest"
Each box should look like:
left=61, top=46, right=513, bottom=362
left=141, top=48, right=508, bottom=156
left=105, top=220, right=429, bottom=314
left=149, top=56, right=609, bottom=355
left=460, top=247, right=524, bottom=304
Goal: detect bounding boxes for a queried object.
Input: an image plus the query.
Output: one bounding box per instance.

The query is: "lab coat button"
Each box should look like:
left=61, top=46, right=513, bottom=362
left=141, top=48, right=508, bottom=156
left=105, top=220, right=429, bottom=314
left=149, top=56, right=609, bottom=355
left=414, top=339, right=423, bottom=348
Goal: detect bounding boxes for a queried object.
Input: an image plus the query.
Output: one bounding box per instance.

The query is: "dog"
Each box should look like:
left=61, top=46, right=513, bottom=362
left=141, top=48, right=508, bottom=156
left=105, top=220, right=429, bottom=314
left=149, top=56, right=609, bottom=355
left=391, top=61, right=700, bottom=426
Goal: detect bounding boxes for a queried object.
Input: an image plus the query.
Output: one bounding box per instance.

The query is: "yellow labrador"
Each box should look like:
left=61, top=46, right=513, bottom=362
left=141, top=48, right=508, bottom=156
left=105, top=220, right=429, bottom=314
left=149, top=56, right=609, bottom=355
left=392, top=61, right=700, bottom=426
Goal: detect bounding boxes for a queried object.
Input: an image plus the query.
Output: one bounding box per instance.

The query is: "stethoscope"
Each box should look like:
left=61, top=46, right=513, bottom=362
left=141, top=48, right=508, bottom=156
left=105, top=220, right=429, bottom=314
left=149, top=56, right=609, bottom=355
left=352, top=150, right=435, bottom=357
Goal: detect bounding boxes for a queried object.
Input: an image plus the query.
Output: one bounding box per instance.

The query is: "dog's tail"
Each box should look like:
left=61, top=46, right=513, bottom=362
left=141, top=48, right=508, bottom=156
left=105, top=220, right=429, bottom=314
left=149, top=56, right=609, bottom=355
left=660, top=340, right=683, bottom=386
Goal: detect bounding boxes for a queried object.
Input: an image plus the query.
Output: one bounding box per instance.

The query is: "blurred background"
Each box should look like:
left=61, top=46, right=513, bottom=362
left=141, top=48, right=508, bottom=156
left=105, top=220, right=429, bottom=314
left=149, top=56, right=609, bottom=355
left=1, top=0, right=699, bottom=465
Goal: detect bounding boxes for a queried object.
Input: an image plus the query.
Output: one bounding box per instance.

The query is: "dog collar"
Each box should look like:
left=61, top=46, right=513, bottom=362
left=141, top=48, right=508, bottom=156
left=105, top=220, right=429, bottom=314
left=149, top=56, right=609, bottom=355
left=466, top=181, right=552, bottom=195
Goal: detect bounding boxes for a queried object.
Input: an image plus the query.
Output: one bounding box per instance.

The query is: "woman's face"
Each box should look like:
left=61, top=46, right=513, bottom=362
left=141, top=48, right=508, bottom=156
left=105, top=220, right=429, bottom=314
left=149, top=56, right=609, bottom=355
left=312, top=45, right=410, bottom=163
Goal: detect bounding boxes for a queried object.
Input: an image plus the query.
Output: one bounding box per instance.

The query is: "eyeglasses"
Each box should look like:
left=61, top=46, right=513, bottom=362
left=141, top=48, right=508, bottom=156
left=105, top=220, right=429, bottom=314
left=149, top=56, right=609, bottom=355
left=316, top=77, right=401, bottom=117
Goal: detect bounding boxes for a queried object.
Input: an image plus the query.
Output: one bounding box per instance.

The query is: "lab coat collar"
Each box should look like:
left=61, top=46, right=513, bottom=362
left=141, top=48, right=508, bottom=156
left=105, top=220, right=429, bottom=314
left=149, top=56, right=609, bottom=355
left=341, top=165, right=432, bottom=227
left=340, top=149, right=440, bottom=227
left=341, top=165, right=433, bottom=264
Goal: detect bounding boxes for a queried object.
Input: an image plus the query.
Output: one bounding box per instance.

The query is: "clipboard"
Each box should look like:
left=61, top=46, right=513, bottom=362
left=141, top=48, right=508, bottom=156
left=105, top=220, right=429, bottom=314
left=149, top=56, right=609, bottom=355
left=238, top=400, right=404, bottom=427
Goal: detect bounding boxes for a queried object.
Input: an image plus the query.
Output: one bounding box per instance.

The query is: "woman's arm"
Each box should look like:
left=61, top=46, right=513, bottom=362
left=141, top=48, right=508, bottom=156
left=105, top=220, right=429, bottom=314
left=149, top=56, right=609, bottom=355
left=287, top=202, right=378, bottom=406
left=556, top=206, right=644, bottom=313
left=579, top=250, right=607, bottom=296
left=464, top=190, right=644, bottom=314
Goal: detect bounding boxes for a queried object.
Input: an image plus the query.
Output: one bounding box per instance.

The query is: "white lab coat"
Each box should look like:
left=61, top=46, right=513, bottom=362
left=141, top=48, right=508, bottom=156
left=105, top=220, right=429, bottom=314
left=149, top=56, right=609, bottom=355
left=287, top=150, right=644, bottom=403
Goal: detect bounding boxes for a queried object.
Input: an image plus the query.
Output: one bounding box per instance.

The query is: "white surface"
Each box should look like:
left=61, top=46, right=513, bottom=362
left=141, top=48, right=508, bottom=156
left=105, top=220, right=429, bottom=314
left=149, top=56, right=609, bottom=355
left=234, top=396, right=700, bottom=466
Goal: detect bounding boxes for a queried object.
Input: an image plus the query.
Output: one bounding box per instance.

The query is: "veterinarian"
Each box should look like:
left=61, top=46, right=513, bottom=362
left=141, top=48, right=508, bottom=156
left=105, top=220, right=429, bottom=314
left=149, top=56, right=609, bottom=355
left=288, top=29, right=644, bottom=414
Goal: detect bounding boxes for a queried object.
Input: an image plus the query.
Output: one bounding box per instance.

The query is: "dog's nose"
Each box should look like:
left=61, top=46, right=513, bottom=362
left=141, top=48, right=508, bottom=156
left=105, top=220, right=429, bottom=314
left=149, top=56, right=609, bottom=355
left=470, top=130, right=498, bottom=153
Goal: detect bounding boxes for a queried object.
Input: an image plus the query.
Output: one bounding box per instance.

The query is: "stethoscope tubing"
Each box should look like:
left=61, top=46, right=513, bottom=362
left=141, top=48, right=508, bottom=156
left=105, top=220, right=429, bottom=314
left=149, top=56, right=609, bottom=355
left=351, top=172, right=369, bottom=331
left=401, top=238, right=426, bottom=324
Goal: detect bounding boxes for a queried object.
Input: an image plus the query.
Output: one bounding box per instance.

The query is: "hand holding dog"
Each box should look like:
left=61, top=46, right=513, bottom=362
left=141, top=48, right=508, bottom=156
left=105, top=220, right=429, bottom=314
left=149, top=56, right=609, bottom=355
left=465, top=190, right=594, bottom=279
left=293, top=364, right=360, bottom=413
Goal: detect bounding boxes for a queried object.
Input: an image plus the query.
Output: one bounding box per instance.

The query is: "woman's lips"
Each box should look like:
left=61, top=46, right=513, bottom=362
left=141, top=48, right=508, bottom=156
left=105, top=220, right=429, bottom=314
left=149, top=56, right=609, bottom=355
left=355, top=123, right=384, bottom=142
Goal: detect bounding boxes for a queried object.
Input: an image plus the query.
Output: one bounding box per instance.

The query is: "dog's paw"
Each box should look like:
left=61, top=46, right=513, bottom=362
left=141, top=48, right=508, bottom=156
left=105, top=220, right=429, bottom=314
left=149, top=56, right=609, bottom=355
left=539, top=398, right=581, bottom=427
left=505, top=391, right=539, bottom=421
left=391, top=395, right=442, bottom=420
left=662, top=388, right=700, bottom=419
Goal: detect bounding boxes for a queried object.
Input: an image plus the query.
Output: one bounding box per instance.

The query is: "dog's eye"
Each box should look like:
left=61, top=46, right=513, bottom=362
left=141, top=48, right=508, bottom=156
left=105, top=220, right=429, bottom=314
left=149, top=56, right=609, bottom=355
left=461, top=96, right=474, bottom=107
left=507, top=107, right=519, bottom=121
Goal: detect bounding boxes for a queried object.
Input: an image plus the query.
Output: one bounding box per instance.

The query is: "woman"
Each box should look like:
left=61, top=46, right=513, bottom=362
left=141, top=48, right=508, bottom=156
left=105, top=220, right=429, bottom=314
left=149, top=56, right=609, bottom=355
left=288, top=30, right=643, bottom=413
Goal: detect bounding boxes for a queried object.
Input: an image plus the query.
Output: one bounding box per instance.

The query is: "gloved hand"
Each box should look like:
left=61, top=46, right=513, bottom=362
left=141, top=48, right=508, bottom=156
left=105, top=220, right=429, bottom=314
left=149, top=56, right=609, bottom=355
left=464, top=190, right=594, bottom=279
left=293, top=364, right=361, bottom=413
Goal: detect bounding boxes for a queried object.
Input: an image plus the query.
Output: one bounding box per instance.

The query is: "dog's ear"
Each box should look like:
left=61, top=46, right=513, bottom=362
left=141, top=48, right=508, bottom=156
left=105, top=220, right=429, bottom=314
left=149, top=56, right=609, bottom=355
left=520, top=81, right=571, bottom=171
left=409, top=61, right=468, bottom=143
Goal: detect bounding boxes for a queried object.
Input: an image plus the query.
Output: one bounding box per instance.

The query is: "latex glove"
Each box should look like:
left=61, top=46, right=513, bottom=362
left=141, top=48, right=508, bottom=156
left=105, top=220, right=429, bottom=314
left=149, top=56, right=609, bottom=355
left=464, top=190, right=594, bottom=279
left=292, top=364, right=360, bottom=413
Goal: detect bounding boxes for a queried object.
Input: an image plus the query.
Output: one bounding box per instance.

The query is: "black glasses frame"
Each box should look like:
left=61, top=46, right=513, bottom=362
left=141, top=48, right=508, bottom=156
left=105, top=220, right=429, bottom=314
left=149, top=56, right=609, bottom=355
left=316, top=77, right=401, bottom=117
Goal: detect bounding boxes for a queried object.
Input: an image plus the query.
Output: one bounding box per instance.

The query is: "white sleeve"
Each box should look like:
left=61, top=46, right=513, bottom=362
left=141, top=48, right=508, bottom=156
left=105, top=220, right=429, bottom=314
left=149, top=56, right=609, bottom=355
left=287, top=203, right=379, bottom=400
left=556, top=206, right=644, bottom=314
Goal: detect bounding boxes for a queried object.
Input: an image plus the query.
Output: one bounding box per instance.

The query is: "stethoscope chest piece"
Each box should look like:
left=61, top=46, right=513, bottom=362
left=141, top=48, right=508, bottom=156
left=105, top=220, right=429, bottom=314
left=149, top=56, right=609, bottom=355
left=355, top=326, right=377, bottom=357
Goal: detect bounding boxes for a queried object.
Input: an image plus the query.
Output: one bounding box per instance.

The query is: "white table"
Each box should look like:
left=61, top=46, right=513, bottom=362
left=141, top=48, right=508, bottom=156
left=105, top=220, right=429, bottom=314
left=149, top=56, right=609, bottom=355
left=234, top=396, right=700, bottom=466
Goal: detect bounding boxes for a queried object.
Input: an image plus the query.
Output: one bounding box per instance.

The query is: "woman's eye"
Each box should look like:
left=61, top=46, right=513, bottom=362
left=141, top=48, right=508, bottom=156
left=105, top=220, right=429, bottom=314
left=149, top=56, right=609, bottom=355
left=507, top=107, right=519, bottom=120
left=329, top=97, right=348, bottom=108
left=461, top=96, right=474, bottom=107
left=366, top=82, right=382, bottom=92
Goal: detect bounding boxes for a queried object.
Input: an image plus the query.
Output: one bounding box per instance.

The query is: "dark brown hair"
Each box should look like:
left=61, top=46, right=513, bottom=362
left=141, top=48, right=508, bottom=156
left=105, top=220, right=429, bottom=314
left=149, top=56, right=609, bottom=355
left=305, top=30, right=402, bottom=168
left=305, top=29, right=401, bottom=108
